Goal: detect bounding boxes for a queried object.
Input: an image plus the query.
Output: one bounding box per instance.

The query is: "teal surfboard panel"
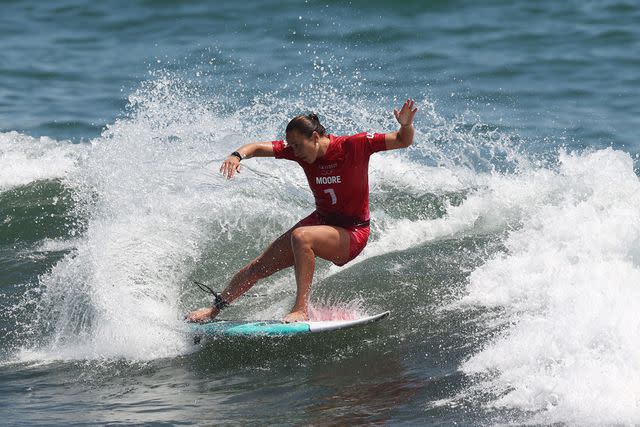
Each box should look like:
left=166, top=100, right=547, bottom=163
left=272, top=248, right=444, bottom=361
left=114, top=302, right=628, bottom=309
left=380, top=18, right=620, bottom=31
left=190, top=320, right=311, bottom=337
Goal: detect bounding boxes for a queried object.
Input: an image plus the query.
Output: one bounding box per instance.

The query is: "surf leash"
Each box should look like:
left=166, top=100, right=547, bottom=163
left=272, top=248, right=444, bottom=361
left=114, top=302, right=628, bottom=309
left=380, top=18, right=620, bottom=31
left=194, top=280, right=268, bottom=299
left=194, top=280, right=229, bottom=310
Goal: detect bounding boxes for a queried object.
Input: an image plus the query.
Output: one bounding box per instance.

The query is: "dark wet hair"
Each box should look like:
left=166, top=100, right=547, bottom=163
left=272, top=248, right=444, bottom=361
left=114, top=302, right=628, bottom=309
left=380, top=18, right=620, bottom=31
left=285, top=113, right=327, bottom=137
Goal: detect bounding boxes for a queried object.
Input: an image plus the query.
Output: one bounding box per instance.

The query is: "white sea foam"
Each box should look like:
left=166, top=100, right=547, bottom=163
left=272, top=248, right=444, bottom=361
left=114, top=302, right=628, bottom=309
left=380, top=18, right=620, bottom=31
left=369, top=151, right=474, bottom=195
left=33, top=238, right=81, bottom=253
left=456, top=148, right=640, bottom=424
left=0, top=131, right=84, bottom=191
left=344, top=163, right=559, bottom=269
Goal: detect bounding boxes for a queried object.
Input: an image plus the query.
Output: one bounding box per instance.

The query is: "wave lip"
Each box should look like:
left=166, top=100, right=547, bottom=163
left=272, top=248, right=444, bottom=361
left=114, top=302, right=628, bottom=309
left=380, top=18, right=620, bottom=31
left=0, top=131, right=84, bottom=191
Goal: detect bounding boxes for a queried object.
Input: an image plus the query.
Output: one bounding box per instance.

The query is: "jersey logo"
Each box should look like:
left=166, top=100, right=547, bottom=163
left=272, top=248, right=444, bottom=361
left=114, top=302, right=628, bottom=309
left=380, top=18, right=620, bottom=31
left=366, top=132, right=374, bottom=139
left=315, top=175, right=342, bottom=184
left=318, top=162, right=338, bottom=170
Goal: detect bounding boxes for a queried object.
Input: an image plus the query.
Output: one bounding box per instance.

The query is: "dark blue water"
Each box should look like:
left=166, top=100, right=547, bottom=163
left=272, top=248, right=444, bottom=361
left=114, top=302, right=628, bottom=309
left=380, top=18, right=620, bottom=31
left=1, top=1, right=639, bottom=424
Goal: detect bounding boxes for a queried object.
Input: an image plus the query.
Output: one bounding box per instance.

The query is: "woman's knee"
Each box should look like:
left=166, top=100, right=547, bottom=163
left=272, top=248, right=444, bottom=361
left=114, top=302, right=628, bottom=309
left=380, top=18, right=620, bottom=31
left=290, top=227, right=312, bottom=251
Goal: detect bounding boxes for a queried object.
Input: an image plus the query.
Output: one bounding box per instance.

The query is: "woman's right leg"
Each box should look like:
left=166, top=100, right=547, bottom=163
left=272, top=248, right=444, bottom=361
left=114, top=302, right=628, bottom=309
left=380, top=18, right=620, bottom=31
left=219, top=228, right=296, bottom=303
left=185, top=229, right=296, bottom=322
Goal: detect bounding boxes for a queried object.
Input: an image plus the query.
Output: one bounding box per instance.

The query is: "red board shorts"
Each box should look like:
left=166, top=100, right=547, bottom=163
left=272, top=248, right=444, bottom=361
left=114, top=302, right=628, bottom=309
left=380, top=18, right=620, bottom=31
left=292, top=211, right=370, bottom=266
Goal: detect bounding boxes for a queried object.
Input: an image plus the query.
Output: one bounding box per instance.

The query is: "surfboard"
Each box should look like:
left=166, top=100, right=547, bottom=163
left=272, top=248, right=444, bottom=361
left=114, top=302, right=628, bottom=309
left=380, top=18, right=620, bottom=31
left=189, top=311, right=389, bottom=339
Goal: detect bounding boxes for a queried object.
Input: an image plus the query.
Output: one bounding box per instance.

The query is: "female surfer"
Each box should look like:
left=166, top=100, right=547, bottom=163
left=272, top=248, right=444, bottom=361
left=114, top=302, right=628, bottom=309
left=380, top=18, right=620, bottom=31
left=187, top=99, right=417, bottom=323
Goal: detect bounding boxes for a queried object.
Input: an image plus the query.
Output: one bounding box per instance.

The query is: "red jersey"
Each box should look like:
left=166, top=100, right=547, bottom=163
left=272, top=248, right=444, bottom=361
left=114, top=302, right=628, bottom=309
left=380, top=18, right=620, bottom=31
left=272, top=132, right=389, bottom=224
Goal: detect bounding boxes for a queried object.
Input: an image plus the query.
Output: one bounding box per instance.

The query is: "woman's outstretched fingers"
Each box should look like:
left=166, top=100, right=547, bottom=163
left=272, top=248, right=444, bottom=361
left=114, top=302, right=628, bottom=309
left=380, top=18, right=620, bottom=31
left=394, top=98, right=418, bottom=126
left=219, top=157, right=241, bottom=179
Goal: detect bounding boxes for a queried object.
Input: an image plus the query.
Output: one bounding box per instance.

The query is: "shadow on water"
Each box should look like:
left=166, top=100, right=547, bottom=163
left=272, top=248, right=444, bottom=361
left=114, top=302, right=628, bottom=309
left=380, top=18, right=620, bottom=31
left=183, top=330, right=430, bottom=424
left=187, top=320, right=390, bottom=371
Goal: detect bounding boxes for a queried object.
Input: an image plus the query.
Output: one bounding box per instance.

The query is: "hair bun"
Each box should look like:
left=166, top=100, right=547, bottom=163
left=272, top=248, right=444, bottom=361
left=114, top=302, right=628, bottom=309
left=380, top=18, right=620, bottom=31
left=286, top=113, right=327, bottom=137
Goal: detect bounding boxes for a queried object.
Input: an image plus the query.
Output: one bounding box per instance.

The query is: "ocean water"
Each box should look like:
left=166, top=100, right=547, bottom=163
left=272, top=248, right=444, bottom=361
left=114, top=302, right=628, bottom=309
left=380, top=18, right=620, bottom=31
left=1, top=0, right=639, bottom=425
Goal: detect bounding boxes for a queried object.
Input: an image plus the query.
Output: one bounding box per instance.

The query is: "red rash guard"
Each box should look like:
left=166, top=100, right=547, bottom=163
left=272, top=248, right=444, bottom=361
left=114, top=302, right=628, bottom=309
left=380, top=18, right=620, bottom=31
left=271, top=132, right=389, bottom=226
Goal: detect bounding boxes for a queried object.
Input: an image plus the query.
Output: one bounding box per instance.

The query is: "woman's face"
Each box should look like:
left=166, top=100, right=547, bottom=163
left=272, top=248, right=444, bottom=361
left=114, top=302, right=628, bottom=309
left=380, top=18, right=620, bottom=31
left=286, top=130, right=319, bottom=163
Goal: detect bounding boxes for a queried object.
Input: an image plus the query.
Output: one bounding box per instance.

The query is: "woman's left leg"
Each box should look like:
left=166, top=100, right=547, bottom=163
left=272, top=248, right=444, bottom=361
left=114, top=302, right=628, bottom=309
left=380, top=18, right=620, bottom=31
left=284, top=224, right=351, bottom=322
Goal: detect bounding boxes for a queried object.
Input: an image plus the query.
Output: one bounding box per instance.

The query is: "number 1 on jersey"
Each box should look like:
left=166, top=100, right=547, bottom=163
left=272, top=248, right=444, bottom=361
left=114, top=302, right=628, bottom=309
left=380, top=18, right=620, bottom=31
left=324, top=188, right=337, bottom=205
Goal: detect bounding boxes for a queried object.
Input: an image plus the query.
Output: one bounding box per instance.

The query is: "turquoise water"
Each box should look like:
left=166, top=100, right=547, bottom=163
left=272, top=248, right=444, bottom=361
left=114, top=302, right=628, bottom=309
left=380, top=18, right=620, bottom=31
left=1, top=1, right=640, bottom=424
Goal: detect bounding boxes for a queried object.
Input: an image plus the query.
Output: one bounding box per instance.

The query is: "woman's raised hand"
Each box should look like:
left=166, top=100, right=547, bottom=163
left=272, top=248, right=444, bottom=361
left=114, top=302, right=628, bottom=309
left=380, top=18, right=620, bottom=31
left=393, top=98, right=418, bottom=127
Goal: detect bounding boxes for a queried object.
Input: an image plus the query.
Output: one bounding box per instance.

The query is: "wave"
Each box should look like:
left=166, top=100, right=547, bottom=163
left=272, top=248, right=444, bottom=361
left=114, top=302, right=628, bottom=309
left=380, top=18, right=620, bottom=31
left=4, top=73, right=639, bottom=423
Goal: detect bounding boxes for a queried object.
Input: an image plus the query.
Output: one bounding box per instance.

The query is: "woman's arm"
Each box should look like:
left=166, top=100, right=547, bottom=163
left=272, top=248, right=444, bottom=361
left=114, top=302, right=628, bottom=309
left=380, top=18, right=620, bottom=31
left=384, top=98, right=418, bottom=150
left=220, top=141, right=275, bottom=179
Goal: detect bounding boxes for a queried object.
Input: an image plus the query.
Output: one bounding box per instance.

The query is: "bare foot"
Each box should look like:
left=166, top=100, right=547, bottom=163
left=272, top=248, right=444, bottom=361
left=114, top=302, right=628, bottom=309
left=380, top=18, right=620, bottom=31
left=283, top=310, right=308, bottom=323
left=185, top=306, right=219, bottom=323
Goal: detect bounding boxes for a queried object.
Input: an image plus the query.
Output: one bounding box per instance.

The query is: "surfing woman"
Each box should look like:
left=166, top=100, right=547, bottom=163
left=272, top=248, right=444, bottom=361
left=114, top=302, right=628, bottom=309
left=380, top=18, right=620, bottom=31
left=187, top=99, right=417, bottom=323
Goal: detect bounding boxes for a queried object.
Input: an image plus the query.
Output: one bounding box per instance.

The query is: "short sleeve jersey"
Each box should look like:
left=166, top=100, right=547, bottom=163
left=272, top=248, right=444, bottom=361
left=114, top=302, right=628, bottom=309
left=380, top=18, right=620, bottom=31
left=271, top=132, right=388, bottom=222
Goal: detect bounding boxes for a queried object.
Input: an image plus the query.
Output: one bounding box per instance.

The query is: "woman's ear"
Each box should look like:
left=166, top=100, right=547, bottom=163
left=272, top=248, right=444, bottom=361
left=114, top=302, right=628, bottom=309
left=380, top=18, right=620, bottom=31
left=312, top=131, right=320, bottom=143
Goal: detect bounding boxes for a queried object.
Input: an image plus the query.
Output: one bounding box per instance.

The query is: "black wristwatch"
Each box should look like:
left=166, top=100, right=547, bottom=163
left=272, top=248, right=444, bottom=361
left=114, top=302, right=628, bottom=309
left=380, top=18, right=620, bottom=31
left=231, top=151, right=243, bottom=161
